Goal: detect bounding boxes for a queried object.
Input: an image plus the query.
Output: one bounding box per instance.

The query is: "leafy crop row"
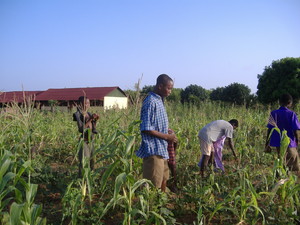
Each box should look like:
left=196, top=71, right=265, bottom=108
left=0, top=100, right=299, bottom=224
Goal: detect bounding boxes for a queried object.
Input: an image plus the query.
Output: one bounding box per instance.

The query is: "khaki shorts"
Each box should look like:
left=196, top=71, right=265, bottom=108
left=143, top=155, right=169, bottom=188
left=199, top=137, right=213, bottom=156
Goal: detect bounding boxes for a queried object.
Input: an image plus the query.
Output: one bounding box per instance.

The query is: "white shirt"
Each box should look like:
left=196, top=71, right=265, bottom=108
left=198, top=120, right=233, bottom=144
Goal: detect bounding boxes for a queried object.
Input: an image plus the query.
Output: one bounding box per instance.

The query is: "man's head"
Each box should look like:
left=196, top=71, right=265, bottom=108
left=78, top=96, right=90, bottom=110
left=229, top=119, right=239, bottom=129
left=279, top=93, right=293, bottom=107
left=155, top=74, right=174, bottom=98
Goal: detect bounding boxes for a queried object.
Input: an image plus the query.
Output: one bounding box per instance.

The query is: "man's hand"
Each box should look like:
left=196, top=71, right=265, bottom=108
left=167, top=133, right=177, bottom=143
left=92, top=113, right=99, bottom=121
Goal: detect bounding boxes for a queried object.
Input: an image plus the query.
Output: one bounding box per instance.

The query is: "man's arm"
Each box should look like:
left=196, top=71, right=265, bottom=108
left=73, top=111, right=84, bottom=133
left=227, top=138, right=237, bottom=159
left=142, top=130, right=177, bottom=143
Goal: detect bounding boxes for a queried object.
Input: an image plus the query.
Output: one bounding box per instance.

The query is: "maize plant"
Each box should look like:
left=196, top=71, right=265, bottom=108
left=1, top=100, right=300, bottom=224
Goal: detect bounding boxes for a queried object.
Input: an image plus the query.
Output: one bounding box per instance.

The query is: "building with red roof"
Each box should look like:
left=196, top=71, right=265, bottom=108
left=0, top=87, right=128, bottom=109
left=0, top=91, right=42, bottom=105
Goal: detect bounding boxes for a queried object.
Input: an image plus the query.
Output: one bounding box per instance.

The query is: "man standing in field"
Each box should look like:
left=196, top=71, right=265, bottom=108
left=198, top=119, right=238, bottom=178
left=265, top=93, right=300, bottom=174
left=136, top=74, right=177, bottom=192
left=73, top=96, right=99, bottom=177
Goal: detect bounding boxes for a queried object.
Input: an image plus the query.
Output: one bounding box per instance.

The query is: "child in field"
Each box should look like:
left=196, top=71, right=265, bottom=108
left=73, top=96, right=99, bottom=177
left=265, top=93, right=300, bottom=174
left=198, top=119, right=238, bottom=178
left=167, top=128, right=178, bottom=193
left=136, top=74, right=177, bottom=192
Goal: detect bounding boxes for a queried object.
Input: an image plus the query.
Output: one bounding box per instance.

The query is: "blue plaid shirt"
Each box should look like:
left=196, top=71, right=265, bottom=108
left=136, top=92, right=169, bottom=159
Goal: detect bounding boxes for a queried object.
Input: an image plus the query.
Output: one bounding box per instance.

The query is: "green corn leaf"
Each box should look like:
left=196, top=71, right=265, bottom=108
left=125, top=136, right=135, bottom=155
left=98, top=195, right=125, bottom=221
left=0, top=158, right=11, bottom=180
left=250, top=192, right=259, bottom=217
left=248, top=204, right=265, bottom=224
left=150, top=211, right=167, bottom=225
left=14, top=161, right=31, bottom=187
left=14, top=188, right=23, bottom=203
left=30, top=204, right=43, bottom=224
left=246, top=178, right=260, bottom=199
left=120, top=158, right=130, bottom=170
left=96, top=153, right=116, bottom=163
left=22, top=202, right=31, bottom=224
left=18, top=176, right=30, bottom=191
left=267, top=127, right=280, bottom=142
left=0, top=172, right=15, bottom=193
left=83, top=167, right=93, bottom=202
left=209, top=201, right=226, bottom=222
left=286, top=184, right=300, bottom=198
left=214, top=182, right=221, bottom=193
left=98, top=197, right=115, bottom=221
left=0, top=185, right=15, bottom=200
left=26, top=184, right=38, bottom=205
left=131, top=179, right=151, bottom=193
left=100, top=160, right=120, bottom=192
left=280, top=130, right=290, bottom=157
left=0, top=196, right=14, bottom=211
left=114, top=172, right=127, bottom=200
left=9, top=202, right=24, bottom=225
left=105, top=131, right=118, bottom=146
left=16, top=161, right=31, bottom=179
left=129, top=208, right=147, bottom=219
left=35, top=217, right=47, bottom=225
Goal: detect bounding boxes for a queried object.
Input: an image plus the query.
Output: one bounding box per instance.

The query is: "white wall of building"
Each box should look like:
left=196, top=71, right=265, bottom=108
left=104, top=96, right=128, bottom=109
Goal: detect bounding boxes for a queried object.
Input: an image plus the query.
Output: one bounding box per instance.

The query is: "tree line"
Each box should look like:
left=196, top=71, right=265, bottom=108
left=125, top=57, right=300, bottom=106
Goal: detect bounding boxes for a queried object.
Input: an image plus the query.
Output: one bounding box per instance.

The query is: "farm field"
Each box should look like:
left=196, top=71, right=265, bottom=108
left=1, top=100, right=300, bottom=225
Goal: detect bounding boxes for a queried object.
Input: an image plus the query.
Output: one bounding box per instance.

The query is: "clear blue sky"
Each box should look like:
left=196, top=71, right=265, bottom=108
left=1, top=0, right=299, bottom=94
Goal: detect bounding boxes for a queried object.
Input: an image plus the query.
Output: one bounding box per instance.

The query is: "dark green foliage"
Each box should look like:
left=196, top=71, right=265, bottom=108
left=124, top=89, right=142, bottom=106
left=168, top=88, right=183, bottom=102
left=245, top=94, right=259, bottom=107
left=141, top=85, right=154, bottom=95
left=210, top=87, right=225, bottom=101
left=210, top=83, right=251, bottom=105
left=223, top=83, right=251, bottom=105
left=180, top=84, right=209, bottom=103
left=257, top=57, right=300, bottom=104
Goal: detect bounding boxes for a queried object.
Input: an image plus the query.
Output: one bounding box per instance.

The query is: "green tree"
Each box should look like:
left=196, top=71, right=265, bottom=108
left=257, top=57, right=300, bottom=104
left=124, top=90, right=138, bottom=105
left=210, top=87, right=225, bottom=101
left=168, top=88, right=182, bottom=102
left=181, top=84, right=209, bottom=104
left=141, top=85, right=154, bottom=95
left=210, top=83, right=251, bottom=105
left=222, top=83, right=251, bottom=105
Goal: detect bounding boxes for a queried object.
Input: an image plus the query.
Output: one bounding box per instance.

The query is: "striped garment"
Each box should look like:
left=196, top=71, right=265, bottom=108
left=136, top=92, right=169, bottom=159
left=167, top=129, right=176, bottom=165
left=167, top=141, right=176, bottom=165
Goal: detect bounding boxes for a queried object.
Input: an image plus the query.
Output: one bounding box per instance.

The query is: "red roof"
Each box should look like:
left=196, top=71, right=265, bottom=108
left=0, top=91, right=43, bottom=103
left=35, top=87, right=124, bottom=101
